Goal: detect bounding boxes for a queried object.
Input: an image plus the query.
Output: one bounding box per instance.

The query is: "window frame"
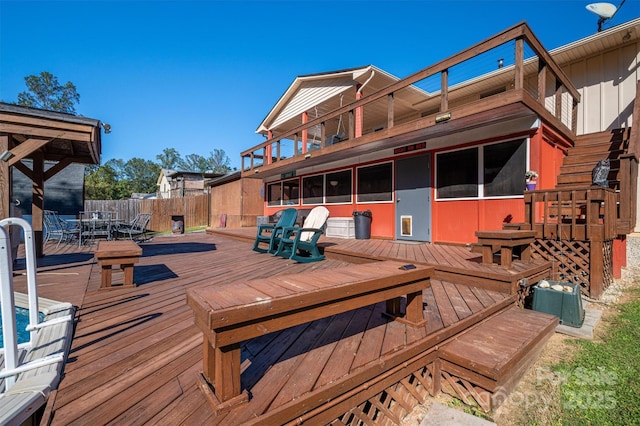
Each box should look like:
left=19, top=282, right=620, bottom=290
left=435, top=138, right=529, bottom=201
left=355, top=161, right=394, bottom=204
left=266, top=178, right=300, bottom=207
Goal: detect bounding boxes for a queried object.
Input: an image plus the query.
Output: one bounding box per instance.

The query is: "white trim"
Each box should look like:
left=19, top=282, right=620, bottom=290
left=301, top=168, right=354, bottom=205
left=400, top=215, right=413, bottom=237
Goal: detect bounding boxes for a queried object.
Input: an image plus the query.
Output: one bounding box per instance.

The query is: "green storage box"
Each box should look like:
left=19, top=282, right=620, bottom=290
left=532, top=280, right=585, bottom=328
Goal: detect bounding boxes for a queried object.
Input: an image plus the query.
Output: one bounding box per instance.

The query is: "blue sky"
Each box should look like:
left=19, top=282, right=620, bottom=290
left=1, top=1, right=638, bottom=170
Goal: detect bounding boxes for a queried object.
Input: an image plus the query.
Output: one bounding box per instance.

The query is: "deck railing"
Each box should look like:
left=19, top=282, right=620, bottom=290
left=523, top=187, right=617, bottom=242
left=241, top=21, right=580, bottom=174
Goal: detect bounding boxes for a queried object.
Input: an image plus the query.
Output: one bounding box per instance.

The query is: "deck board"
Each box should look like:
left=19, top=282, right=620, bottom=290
left=7, top=230, right=552, bottom=424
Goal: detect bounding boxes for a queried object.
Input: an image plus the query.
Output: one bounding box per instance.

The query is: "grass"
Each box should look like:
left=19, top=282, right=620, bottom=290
left=147, top=225, right=207, bottom=237
left=552, top=285, right=640, bottom=425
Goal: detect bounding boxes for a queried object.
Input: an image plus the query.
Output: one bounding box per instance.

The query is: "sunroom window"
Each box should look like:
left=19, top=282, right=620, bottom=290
left=302, top=174, right=324, bottom=205
left=436, top=138, right=526, bottom=199
left=325, top=170, right=352, bottom=204
left=357, top=162, right=393, bottom=203
left=267, top=178, right=300, bottom=206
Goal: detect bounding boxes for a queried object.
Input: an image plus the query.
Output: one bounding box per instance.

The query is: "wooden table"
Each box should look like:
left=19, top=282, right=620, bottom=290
left=94, top=240, right=142, bottom=288
left=475, top=230, right=537, bottom=268
left=187, top=260, right=432, bottom=410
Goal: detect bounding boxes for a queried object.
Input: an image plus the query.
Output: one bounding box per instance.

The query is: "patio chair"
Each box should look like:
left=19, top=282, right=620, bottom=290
left=113, top=213, right=152, bottom=241
left=273, top=206, right=329, bottom=263
left=252, top=208, right=297, bottom=253
left=43, top=210, right=77, bottom=247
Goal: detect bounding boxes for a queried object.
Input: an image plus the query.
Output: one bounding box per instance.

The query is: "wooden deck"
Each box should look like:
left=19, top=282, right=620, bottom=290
left=9, top=230, right=554, bottom=424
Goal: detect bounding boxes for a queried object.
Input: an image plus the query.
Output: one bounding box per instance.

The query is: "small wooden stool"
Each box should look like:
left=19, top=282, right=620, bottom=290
left=475, top=230, right=537, bottom=268
left=95, top=240, right=142, bottom=288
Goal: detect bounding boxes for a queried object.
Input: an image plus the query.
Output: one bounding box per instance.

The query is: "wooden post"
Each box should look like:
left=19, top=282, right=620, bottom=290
left=440, top=69, right=449, bottom=112
left=537, top=61, right=546, bottom=104
left=515, top=37, right=524, bottom=91
left=301, top=112, right=308, bottom=154
left=387, top=93, right=394, bottom=129
left=355, top=84, right=363, bottom=138
left=213, top=343, right=242, bottom=403
left=589, top=240, right=604, bottom=299
left=32, top=151, right=44, bottom=257
left=266, top=130, right=273, bottom=165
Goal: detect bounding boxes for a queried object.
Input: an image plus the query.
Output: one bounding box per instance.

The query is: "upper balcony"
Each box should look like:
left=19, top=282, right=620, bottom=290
left=241, top=22, right=580, bottom=179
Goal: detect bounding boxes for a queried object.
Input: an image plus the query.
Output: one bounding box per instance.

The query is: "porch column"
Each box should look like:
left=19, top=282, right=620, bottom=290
left=301, top=112, right=308, bottom=154
left=266, top=130, right=273, bottom=165
left=355, top=84, right=363, bottom=138
left=32, top=151, right=44, bottom=257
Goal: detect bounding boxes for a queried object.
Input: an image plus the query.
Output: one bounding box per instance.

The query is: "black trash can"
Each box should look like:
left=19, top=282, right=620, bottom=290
left=352, top=210, right=372, bottom=239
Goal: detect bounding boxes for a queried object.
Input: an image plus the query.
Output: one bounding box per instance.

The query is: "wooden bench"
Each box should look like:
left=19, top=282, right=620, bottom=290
left=186, top=260, right=432, bottom=411
left=94, top=240, right=142, bottom=288
left=474, top=230, right=537, bottom=268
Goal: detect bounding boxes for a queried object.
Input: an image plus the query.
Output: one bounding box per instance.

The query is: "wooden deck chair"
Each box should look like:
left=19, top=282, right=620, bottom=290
left=274, top=206, right=329, bottom=263
left=252, top=208, right=297, bottom=253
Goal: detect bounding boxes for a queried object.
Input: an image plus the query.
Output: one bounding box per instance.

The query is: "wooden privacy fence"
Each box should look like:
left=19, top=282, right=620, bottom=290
left=84, top=195, right=209, bottom=234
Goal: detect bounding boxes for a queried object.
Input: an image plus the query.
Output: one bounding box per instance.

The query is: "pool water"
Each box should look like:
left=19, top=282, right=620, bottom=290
left=0, top=306, right=44, bottom=348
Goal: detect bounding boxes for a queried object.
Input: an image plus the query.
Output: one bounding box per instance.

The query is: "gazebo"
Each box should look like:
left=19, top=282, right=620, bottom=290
left=0, top=102, right=106, bottom=256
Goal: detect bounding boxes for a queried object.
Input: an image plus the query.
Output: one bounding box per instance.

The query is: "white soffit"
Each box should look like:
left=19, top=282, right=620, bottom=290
left=269, top=76, right=356, bottom=130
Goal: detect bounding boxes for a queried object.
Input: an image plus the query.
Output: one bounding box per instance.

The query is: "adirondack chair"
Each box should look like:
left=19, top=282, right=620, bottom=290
left=274, top=206, right=329, bottom=263
left=252, top=208, right=297, bottom=253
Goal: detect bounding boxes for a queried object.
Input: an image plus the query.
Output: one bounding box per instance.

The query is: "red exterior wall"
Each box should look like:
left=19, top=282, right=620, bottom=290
left=261, top=125, right=574, bottom=244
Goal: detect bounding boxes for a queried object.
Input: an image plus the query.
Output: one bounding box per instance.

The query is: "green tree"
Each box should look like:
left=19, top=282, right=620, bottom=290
left=122, top=158, right=161, bottom=196
left=156, top=148, right=183, bottom=169
left=17, top=71, right=80, bottom=114
left=84, top=164, right=120, bottom=200
left=207, top=149, right=231, bottom=174
left=181, top=153, right=208, bottom=172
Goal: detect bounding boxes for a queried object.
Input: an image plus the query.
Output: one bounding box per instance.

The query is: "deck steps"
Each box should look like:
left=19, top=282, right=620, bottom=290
left=554, top=128, right=630, bottom=191
left=437, top=306, right=558, bottom=411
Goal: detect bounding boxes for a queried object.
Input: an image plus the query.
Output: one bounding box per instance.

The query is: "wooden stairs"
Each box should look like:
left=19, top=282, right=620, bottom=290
left=556, top=128, right=630, bottom=191
left=331, top=306, right=559, bottom=423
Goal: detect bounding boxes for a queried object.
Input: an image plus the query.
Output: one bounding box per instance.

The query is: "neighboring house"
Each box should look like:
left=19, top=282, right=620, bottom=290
left=156, top=169, right=223, bottom=199
left=238, top=20, right=639, bottom=298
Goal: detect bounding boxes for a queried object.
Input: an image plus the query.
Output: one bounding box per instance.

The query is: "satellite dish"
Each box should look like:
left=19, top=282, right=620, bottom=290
left=586, top=2, right=619, bottom=31
left=585, top=2, right=617, bottom=18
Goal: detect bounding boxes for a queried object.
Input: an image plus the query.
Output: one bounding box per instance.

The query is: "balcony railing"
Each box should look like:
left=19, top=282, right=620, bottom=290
left=241, top=22, right=580, bottom=176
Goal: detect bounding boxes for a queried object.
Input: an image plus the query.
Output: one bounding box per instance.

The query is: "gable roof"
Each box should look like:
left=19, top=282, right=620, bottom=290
left=255, top=65, right=431, bottom=137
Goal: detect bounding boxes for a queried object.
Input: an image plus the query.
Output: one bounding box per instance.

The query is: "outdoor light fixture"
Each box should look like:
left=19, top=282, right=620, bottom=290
left=330, top=180, right=338, bottom=187
left=435, top=112, right=452, bottom=123
left=623, top=30, right=631, bottom=41
left=497, top=58, right=504, bottom=68
left=0, top=150, right=14, bottom=162
left=101, top=123, right=112, bottom=134
left=304, top=153, right=311, bottom=159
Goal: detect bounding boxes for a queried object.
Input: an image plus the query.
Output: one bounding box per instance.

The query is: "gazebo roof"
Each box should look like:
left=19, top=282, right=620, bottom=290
left=0, top=102, right=103, bottom=166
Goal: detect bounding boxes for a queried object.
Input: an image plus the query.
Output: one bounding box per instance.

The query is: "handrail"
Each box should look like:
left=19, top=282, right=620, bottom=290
left=523, top=187, right=617, bottom=241
left=0, top=217, right=38, bottom=390
left=241, top=22, right=580, bottom=172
